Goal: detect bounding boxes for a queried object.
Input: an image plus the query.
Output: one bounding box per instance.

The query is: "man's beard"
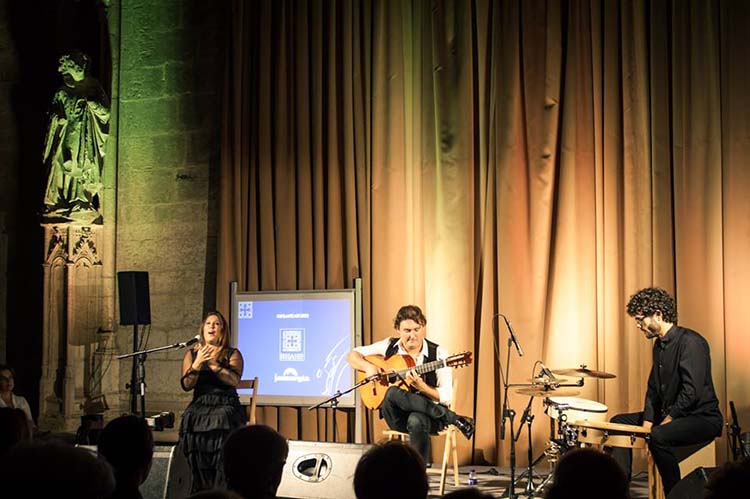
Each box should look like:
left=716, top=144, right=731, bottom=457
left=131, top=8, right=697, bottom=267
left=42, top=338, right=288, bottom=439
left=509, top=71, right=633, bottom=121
left=644, top=324, right=661, bottom=339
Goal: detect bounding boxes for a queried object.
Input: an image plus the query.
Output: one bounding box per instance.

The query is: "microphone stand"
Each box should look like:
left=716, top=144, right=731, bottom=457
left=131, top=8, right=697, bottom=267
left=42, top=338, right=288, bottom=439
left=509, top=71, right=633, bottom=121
left=118, top=339, right=197, bottom=418
left=309, top=373, right=384, bottom=442
left=500, top=334, right=521, bottom=498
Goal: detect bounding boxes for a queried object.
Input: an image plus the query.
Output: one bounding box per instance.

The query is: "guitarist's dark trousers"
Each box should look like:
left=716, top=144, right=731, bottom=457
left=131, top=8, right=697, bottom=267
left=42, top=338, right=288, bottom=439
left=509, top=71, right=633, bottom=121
left=379, top=386, right=455, bottom=463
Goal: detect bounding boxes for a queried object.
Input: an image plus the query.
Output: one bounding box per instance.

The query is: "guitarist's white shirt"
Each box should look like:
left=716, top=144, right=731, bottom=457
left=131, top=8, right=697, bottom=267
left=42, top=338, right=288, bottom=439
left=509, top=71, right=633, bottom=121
left=354, top=337, right=454, bottom=405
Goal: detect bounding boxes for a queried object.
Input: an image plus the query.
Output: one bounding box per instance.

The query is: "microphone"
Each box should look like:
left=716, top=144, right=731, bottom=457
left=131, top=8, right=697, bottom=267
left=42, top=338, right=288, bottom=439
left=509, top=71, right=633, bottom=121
left=178, top=335, right=201, bottom=348
left=500, top=314, right=524, bottom=357
left=539, top=362, right=556, bottom=380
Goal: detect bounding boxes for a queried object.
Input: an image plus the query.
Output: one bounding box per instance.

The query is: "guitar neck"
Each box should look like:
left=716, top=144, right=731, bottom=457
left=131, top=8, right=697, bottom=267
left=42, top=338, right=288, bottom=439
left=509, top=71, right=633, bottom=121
left=397, top=358, right=447, bottom=377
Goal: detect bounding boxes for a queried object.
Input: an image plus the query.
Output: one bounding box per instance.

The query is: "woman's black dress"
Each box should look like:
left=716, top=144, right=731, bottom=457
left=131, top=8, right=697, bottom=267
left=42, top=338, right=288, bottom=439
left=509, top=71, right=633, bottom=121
left=179, top=347, right=247, bottom=491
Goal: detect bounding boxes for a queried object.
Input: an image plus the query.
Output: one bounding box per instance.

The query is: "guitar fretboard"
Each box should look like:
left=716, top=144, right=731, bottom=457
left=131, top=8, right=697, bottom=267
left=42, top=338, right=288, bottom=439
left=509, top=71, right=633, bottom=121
left=385, top=358, right=448, bottom=382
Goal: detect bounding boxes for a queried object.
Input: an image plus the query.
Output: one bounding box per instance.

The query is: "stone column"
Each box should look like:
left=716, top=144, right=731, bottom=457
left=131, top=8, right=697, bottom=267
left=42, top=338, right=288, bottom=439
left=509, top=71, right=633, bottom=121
left=39, top=224, right=120, bottom=431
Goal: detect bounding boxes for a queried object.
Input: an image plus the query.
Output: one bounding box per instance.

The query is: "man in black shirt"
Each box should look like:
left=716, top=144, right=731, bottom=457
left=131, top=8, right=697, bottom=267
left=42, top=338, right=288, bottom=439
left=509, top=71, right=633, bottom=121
left=608, top=287, right=723, bottom=496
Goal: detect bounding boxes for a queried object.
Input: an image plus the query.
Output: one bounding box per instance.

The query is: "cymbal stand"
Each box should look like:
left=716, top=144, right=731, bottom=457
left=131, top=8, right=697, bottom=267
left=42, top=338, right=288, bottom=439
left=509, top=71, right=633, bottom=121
left=507, top=377, right=585, bottom=498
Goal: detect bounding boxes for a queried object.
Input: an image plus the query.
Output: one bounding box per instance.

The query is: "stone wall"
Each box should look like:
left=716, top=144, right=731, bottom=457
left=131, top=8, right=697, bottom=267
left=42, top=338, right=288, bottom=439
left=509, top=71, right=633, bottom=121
left=0, top=0, right=19, bottom=363
left=115, top=0, right=225, bottom=414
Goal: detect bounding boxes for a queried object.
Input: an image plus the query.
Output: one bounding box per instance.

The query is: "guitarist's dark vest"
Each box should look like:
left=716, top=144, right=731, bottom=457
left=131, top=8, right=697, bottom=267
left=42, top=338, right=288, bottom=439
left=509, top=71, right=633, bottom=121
left=385, top=337, right=439, bottom=388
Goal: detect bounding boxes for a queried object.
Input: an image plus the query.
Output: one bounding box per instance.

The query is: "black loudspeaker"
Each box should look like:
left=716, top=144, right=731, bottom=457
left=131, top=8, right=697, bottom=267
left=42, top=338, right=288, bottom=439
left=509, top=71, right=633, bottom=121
left=140, top=445, right=191, bottom=499
left=666, top=466, right=718, bottom=499
left=77, top=445, right=190, bottom=499
left=118, top=271, right=151, bottom=325
left=277, top=441, right=371, bottom=499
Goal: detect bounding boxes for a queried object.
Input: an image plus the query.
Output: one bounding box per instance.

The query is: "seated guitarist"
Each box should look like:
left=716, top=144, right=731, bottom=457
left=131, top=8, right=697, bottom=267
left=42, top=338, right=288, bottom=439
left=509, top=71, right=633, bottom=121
left=347, top=305, right=475, bottom=463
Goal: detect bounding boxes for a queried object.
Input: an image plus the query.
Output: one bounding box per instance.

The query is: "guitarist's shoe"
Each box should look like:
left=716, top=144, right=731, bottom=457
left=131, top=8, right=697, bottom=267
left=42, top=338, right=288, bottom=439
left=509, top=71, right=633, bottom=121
left=453, top=416, right=475, bottom=440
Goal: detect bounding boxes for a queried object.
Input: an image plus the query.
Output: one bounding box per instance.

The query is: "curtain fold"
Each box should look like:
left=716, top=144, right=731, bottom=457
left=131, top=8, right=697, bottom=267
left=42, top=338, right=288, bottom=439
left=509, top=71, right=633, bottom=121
left=218, top=0, right=750, bottom=466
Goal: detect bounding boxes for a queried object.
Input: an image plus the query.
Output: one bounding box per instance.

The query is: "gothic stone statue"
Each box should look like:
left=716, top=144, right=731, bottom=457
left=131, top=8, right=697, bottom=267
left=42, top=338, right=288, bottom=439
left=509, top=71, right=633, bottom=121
left=43, top=51, right=110, bottom=224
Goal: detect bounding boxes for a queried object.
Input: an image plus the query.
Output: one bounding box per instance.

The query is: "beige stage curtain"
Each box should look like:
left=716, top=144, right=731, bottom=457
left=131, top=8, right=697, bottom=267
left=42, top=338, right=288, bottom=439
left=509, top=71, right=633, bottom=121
left=218, top=0, right=750, bottom=467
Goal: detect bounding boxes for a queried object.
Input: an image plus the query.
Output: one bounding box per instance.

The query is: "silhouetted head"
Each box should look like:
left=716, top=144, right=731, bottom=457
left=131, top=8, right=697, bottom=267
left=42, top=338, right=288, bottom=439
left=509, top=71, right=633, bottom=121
left=354, top=440, right=428, bottom=499
left=224, top=425, right=289, bottom=498
left=705, top=459, right=750, bottom=499
left=544, top=448, right=629, bottom=499
left=98, top=415, right=154, bottom=488
left=0, top=440, right=114, bottom=497
left=0, top=407, right=31, bottom=455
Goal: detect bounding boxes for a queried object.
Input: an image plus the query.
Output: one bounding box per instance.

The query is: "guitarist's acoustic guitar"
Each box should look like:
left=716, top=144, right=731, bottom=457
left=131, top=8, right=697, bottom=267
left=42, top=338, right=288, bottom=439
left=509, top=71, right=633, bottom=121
left=356, top=352, right=473, bottom=410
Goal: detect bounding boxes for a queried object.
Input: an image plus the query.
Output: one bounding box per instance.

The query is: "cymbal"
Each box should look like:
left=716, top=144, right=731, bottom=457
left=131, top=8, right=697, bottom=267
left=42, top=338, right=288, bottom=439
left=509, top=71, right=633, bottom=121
left=550, top=365, right=616, bottom=379
left=515, top=387, right=581, bottom=398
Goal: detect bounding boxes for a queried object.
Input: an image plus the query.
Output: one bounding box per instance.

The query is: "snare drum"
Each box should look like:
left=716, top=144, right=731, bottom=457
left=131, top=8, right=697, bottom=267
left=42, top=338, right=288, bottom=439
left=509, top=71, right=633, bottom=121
left=546, top=397, right=608, bottom=423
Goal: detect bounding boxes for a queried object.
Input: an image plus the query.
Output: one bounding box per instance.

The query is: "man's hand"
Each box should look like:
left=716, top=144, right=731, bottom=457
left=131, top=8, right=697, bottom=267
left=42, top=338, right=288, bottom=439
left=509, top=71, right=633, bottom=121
left=405, top=370, right=428, bottom=391
left=660, top=415, right=673, bottom=425
left=364, top=363, right=383, bottom=379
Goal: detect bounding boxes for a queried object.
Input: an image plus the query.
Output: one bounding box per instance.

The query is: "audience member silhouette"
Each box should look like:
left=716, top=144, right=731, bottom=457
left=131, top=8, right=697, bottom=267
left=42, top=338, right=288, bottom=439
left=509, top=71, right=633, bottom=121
left=98, top=415, right=155, bottom=499
left=0, top=440, right=115, bottom=497
left=354, top=440, right=429, bottom=499
left=442, top=488, right=494, bottom=499
left=223, top=424, right=289, bottom=499
left=704, top=458, right=750, bottom=499
left=0, top=407, right=31, bottom=455
left=544, top=448, right=629, bottom=499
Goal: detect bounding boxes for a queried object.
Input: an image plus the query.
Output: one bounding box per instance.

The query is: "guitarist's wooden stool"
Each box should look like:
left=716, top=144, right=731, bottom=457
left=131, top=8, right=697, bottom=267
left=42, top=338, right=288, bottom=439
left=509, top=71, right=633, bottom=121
left=383, top=379, right=461, bottom=495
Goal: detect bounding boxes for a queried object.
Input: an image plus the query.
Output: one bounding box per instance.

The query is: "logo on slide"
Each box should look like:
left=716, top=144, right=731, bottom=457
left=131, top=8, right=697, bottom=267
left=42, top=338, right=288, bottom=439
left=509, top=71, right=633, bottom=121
left=280, top=328, right=305, bottom=361
left=274, top=367, right=311, bottom=383
left=238, top=301, right=253, bottom=319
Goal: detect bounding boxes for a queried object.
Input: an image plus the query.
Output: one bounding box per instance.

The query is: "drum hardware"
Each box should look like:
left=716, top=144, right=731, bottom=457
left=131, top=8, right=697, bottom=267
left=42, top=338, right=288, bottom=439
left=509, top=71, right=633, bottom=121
left=543, top=440, right=562, bottom=466
left=499, top=358, right=614, bottom=498
left=580, top=427, right=640, bottom=446
left=518, top=398, right=551, bottom=497
left=515, top=387, right=581, bottom=398
left=573, top=420, right=650, bottom=449
left=501, top=370, right=581, bottom=498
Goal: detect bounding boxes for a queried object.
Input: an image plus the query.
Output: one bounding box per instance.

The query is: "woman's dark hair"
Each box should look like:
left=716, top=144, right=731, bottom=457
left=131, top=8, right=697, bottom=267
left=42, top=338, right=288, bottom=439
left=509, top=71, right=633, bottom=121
left=393, top=305, right=427, bottom=329
left=626, top=287, right=677, bottom=323
left=0, top=364, right=16, bottom=379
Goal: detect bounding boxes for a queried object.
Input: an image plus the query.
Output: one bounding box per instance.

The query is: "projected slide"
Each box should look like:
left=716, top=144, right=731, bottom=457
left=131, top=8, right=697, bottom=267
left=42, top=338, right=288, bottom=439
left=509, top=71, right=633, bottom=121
left=235, top=292, right=356, bottom=406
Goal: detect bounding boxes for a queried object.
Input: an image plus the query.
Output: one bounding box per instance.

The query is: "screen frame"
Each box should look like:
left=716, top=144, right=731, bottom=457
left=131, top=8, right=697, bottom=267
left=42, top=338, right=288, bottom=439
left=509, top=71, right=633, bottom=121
left=230, top=286, right=360, bottom=408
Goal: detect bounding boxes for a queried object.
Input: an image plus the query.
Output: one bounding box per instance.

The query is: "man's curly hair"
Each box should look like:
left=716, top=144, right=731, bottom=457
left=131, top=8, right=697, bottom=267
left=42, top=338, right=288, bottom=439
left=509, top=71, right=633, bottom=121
left=626, top=287, right=677, bottom=323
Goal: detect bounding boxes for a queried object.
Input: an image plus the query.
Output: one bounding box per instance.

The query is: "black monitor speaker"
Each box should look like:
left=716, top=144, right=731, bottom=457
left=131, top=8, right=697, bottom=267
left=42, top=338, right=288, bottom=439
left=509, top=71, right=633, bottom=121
left=118, top=271, right=151, bottom=325
left=666, top=466, right=718, bottom=499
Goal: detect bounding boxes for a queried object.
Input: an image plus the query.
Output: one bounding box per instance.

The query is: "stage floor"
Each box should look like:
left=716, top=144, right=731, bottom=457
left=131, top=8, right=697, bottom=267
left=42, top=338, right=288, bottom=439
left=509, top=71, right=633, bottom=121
left=426, top=465, right=649, bottom=498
